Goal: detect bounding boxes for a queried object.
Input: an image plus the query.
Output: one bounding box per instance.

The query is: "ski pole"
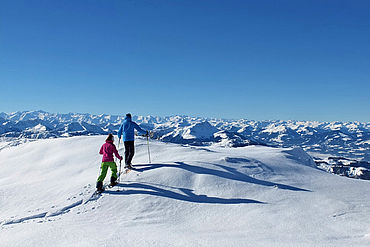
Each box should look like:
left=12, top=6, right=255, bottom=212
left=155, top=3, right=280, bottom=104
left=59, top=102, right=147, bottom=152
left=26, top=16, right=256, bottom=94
left=117, top=138, right=122, bottom=182
left=115, top=138, right=120, bottom=163
left=147, top=133, right=151, bottom=164
left=118, top=159, right=122, bottom=183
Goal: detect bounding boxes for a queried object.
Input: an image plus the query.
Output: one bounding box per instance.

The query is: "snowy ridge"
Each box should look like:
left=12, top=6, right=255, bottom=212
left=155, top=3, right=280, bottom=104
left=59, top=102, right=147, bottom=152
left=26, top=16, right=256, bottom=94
left=0, top=136, right=370, bottom=246
left=0, top=111, right=369, bottom=161
left=315, top=157, right=370, bottom=180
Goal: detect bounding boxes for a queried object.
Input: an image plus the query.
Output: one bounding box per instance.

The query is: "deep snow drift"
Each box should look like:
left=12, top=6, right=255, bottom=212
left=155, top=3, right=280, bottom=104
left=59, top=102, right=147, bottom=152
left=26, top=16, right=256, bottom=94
left=0, top=136, right=369, bottom=247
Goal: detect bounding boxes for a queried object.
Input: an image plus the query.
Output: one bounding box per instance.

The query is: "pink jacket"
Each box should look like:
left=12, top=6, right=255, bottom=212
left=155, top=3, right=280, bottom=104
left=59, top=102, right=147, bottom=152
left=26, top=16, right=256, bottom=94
left=99, top=140, right=122, bottom=162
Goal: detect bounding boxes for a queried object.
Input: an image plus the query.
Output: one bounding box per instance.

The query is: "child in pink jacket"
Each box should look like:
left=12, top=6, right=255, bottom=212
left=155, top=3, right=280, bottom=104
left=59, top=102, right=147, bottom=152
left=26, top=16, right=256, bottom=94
left=97, top=133, right=123, bottom=192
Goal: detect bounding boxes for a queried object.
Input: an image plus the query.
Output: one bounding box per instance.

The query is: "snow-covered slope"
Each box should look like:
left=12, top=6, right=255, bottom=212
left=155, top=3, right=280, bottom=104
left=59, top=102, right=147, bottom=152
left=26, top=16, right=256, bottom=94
left=1, top=136, right=369, bottom=246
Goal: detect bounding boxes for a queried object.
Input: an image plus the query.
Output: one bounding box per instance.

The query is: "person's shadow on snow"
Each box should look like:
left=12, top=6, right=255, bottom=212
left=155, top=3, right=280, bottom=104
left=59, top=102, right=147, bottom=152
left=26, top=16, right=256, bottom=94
left=105, top=161, right=310, bottom=204
left=132, top=162, right=310, bottom=192
left=105, top=182, right=264, bottom=204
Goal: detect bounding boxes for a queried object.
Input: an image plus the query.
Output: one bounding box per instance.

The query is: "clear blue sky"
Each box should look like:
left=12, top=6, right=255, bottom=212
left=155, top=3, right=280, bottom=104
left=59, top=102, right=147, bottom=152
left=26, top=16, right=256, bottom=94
left=1, top=0, right=369, bottom=121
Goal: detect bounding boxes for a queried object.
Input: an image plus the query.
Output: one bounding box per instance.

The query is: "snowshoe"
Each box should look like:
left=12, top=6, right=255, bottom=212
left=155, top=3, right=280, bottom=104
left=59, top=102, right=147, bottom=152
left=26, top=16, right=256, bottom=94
left=110, top=181, right=118, bottom=187
left=124, top=164, right=133, bottom=169
left=96, top=187, right=105, bottom=193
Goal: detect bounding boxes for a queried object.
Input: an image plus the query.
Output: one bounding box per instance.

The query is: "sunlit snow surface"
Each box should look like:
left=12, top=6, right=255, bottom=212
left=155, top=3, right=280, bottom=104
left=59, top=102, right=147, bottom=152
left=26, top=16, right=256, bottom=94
left=1, top=136, right=369, bottom=247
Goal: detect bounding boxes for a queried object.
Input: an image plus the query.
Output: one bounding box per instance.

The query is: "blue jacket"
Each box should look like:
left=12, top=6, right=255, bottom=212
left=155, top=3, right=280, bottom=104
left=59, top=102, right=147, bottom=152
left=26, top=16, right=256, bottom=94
left=117, top=115, right=147, bottom=142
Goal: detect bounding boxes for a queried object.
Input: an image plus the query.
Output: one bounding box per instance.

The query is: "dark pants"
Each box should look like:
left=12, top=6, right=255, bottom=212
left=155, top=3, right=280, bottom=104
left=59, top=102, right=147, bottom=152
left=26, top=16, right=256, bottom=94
left=124, top=141, right=135, bottom=165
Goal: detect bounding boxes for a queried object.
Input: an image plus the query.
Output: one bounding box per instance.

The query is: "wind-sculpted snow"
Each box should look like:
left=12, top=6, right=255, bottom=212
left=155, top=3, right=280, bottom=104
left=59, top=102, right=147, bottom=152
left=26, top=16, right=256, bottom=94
left=1, top=111, right=369, bottom=163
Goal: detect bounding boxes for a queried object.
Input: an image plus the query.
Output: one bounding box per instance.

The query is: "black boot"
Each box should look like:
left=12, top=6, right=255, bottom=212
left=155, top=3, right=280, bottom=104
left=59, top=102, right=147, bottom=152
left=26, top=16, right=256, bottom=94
left=110, top=176, right=118, bottom=187
left=96, top=181, right=104, bottom=192
left=124, top=163, right=133, bottom=169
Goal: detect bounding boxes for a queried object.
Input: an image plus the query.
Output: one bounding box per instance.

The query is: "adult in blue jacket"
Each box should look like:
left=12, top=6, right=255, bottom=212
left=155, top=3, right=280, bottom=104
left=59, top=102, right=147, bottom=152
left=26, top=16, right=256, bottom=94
left=117, top=113, right=148, bottom=169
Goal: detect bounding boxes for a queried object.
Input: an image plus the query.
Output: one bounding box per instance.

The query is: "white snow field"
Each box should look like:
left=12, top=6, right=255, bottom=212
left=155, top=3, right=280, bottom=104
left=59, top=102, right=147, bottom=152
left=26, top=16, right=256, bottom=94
left=0, top=136, right=369, bottom=247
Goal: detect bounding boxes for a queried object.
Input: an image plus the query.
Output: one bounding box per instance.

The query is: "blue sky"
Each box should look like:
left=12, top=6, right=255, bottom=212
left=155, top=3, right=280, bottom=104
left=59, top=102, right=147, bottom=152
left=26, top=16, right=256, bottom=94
left=1, top=0, right=369, bottom=121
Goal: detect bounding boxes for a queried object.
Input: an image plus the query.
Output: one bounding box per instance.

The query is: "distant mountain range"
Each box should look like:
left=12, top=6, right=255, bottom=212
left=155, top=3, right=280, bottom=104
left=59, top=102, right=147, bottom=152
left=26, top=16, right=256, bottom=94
left=1, top=111, right=369, bottom=162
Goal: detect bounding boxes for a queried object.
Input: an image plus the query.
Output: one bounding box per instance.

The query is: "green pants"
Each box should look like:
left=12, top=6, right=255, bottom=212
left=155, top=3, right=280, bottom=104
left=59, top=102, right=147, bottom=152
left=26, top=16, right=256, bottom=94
left=97, top=162, right=118, bottom=182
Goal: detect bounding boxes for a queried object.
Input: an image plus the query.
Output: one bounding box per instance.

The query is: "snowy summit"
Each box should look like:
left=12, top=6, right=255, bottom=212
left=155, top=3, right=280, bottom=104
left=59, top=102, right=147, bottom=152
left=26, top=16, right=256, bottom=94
left=0, top=135, right=370, bottom=246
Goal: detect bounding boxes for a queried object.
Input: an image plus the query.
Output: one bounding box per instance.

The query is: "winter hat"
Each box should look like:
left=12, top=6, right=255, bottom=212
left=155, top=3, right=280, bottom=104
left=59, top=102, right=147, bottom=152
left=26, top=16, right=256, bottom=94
left=106, top=133, right=114, bottom=142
